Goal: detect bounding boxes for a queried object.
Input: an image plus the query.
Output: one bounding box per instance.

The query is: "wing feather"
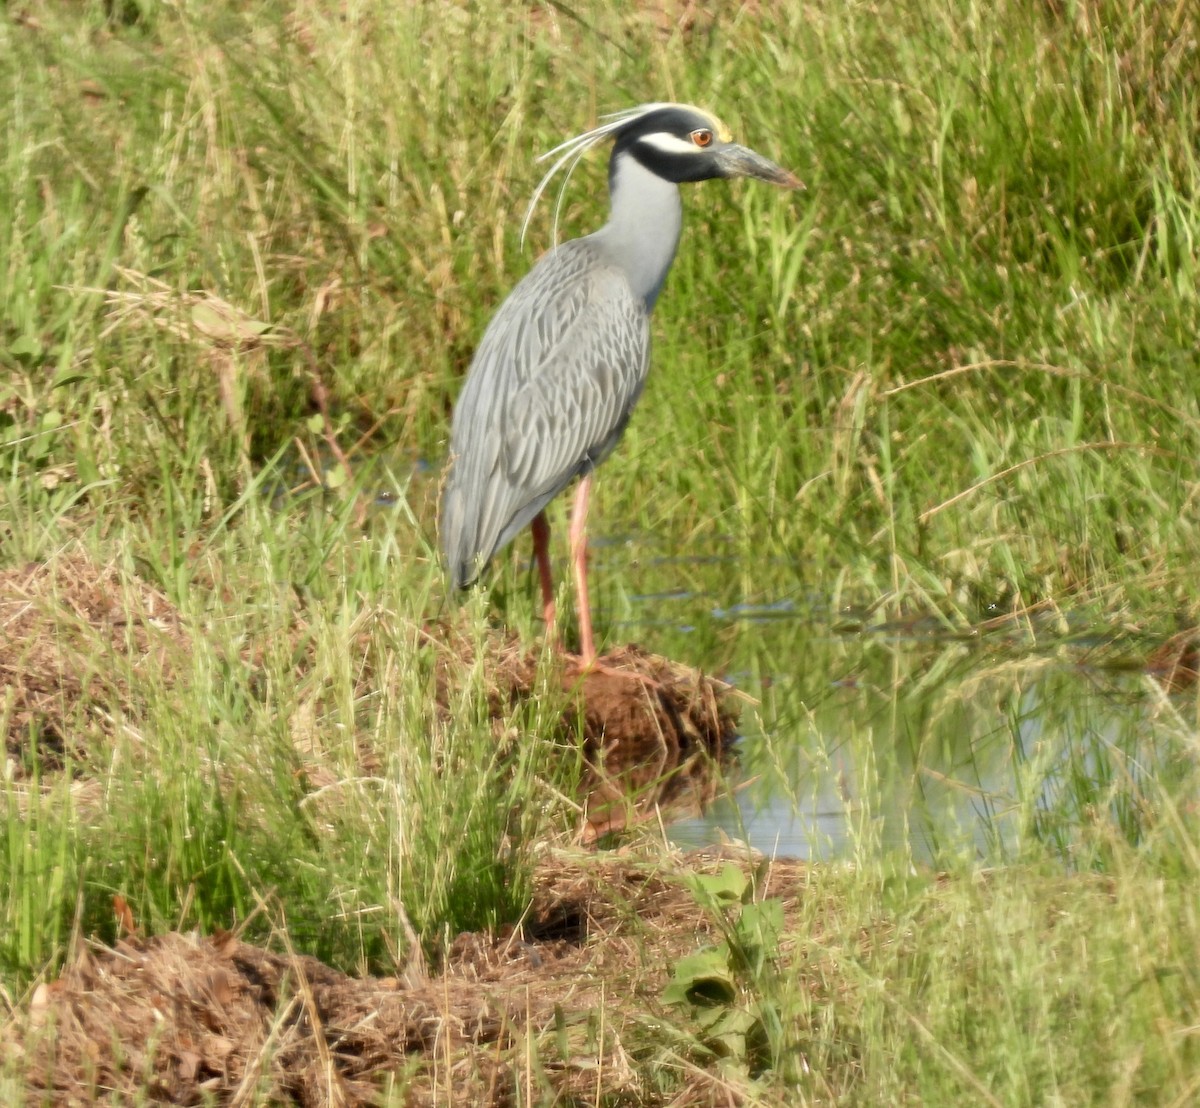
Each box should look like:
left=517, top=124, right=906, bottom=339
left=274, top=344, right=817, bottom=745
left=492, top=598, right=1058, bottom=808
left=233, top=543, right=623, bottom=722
left=441, top=239, right=650, bottom=587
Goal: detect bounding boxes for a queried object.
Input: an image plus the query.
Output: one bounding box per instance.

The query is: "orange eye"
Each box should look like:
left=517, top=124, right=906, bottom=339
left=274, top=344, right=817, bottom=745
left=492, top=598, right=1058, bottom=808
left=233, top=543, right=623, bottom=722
left=690, top=128, right=714, bottom=148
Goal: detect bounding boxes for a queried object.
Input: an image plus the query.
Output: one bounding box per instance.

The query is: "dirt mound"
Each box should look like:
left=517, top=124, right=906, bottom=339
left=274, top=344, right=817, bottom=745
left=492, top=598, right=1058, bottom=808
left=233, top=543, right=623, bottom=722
left=561, top=646, right=741, bottom=839
left=1, top=553, right=741, bottom=837
left=432, top=631, right=743, bottom=841
left=14, top=849, right=806, bottom=1106
left=21, top=930, right=504, bottom=1105
left=0, top=554, right=185, bottom=775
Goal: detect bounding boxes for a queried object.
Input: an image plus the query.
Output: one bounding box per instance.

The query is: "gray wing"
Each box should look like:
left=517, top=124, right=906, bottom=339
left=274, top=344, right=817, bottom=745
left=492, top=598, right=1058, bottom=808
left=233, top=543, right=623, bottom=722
left=441, top=239, right=650, bottom=589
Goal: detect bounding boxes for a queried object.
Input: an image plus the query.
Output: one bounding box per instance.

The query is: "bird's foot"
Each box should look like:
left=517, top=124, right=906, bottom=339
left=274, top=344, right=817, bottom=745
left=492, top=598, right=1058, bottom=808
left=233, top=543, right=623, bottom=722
left=565, top=649, right=665, bottom=693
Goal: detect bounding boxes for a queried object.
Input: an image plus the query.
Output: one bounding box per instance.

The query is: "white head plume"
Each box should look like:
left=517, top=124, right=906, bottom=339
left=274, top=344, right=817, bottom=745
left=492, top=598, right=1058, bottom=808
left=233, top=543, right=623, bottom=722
left=519, top=102, right=687, bottom=249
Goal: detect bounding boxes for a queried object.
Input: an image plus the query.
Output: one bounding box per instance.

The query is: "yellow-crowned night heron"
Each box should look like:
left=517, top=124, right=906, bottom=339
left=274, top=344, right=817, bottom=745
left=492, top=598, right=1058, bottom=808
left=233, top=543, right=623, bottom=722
left=440, top=103, right=800, bottom=664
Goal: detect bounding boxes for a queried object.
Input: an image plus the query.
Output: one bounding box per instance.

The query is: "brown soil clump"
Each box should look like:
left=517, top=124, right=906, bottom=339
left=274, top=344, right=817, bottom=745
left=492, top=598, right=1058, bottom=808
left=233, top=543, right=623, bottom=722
left=0, top=553, right=185, bottom=775
left=434, top=630, right=743, bottom=841
left=13, top=848, right=806, bottom=1106
left=565, top=646, right=742, bottom=840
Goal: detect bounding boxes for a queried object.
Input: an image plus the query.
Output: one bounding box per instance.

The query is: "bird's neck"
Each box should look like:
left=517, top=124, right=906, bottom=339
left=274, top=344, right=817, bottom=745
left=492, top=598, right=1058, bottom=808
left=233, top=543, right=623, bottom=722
left=593, top=151, right=683, bottom=312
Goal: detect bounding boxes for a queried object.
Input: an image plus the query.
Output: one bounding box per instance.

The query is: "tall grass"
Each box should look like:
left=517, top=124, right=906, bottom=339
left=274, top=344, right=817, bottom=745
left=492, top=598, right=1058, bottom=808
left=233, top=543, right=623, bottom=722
left=2, top=0, right=1199, bottom=1099
left=4, top=2, right=1196, bottom=609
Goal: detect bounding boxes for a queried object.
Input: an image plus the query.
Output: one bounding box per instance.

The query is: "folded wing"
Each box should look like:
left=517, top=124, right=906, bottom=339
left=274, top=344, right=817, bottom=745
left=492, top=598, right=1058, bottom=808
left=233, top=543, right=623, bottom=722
left=441, top=240, right=651, bottom=589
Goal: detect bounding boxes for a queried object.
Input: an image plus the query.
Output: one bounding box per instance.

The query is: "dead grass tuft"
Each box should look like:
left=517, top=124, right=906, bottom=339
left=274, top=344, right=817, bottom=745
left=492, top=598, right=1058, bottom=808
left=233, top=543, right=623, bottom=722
left=12, top=848, right=810, bottom=1106
left=0, top=552, right=185, bottom=777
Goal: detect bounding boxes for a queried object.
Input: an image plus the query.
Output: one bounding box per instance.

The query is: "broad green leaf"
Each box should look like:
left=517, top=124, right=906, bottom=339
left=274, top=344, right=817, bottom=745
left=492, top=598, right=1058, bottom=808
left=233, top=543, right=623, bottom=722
left=735, top=898, right=784, bottom=956
left=663, top=949, right=736, bottom=1009
left=683, top=863, right=747, bottom=907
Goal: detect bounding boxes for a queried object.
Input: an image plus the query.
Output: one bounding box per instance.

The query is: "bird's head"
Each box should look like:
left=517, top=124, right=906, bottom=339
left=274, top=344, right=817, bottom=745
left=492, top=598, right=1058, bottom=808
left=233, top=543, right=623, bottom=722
left=521, top=102, right=801, bottom=246
left=610, top=103, right=802, bottom=189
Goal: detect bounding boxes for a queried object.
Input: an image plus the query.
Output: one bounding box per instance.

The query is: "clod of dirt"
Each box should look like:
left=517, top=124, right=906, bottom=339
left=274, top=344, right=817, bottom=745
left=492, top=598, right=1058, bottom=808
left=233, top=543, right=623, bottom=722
left=0, top=554, right=185, bottom=775
left=565, top=646, right=742, bottom=840
left=434, top=630, right=744, bottom=841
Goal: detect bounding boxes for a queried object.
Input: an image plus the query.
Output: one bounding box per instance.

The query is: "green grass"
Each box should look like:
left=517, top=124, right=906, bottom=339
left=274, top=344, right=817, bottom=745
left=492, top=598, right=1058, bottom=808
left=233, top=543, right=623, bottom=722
left=2, top=0, right=1200, bottom=1101
left=781, top=856, right=1200, bottom=1105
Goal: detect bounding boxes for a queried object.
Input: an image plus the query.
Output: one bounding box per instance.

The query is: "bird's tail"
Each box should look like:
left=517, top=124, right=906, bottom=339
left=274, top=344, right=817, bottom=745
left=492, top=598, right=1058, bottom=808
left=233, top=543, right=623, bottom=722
left=439, top=483, right=476, bottom=590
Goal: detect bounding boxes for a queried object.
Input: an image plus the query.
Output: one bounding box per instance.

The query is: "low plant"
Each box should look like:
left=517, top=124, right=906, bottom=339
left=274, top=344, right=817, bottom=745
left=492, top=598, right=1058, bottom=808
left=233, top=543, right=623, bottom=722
left=664, top=862, right=790, bottom=1080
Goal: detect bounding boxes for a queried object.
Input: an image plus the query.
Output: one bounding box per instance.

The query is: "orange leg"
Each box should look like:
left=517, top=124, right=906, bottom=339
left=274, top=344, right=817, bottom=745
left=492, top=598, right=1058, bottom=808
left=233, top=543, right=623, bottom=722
left=569, top=474, right=596, bottom=666
left=531, top=511, right=556, bottom=642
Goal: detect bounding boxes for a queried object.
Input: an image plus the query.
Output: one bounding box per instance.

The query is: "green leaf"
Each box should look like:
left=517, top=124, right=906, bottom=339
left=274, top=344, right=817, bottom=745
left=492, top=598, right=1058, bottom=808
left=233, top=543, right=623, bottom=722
left=75, top=450, right=101, bottom=486
left=707, top=1007, right=760, bottom=1060
left=663, top=949, right=736, bottom=1009
left=683, top=863, right=747, bottom=908
left=734, top=898, right=784, bottom=957
left=9, top=335, right=43, bottom=362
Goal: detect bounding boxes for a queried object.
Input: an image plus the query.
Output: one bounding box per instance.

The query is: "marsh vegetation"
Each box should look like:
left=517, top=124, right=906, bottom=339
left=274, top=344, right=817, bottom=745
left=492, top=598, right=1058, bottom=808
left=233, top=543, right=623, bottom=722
left=2, top=0, right=1199, bottom=1102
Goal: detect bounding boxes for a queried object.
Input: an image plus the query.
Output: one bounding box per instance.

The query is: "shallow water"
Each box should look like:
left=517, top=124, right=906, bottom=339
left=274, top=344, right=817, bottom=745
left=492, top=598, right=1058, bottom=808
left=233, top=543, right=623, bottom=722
left=588, top=529, right=1183, bottom=864
left=357, top=457, right=1188, bottom=865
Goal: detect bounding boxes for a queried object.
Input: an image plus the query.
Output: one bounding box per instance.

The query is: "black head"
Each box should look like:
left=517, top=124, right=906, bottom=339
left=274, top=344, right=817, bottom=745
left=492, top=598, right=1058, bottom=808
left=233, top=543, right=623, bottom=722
left=521, top=102, right=802, bottom=247
left=609, top=103, right=801, bottom=188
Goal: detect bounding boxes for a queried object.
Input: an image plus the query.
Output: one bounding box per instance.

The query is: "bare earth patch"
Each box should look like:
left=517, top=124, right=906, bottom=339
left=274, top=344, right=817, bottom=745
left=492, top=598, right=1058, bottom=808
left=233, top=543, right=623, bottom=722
left=0, top=554, right=186, bottom=776
left=12, top=848, right=808, bottom=1106
left=2, top=553, right=740, bottom=838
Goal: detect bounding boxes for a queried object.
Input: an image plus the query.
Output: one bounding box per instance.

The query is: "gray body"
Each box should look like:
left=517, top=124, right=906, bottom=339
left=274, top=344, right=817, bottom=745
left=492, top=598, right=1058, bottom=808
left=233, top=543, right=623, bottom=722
left=439, top=103, right=799, bottom=594
left=442, top=158, right=683, bottom=589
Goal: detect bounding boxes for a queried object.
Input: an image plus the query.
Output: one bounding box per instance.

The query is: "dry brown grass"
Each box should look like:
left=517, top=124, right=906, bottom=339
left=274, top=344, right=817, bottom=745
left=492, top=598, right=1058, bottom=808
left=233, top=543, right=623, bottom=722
left=0, top=552, right=186, bottom=777
left=11, top=847, right=811, bottom=1106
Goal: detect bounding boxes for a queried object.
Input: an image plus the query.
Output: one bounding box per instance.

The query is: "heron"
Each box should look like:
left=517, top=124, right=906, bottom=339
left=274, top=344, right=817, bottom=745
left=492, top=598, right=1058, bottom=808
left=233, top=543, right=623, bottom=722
left=440, top=103, right=801, bottom=665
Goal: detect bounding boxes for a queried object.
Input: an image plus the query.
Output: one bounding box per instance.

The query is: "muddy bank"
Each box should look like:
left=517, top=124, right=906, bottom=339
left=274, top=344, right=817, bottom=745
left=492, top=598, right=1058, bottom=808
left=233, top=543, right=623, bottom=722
left=3, top=551, right=741, bottom=836
left=12, top=848, right=807, bottom=1106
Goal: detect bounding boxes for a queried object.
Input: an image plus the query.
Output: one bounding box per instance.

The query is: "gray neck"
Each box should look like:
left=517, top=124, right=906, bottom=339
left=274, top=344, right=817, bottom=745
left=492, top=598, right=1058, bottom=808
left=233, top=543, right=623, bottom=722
left=590, top=151, right=682, bottom=312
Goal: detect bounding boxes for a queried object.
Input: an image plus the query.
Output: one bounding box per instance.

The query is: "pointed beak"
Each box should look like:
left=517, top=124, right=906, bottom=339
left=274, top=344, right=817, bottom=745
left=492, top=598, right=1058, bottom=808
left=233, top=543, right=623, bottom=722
left=715, top=144, right=804, bottom=189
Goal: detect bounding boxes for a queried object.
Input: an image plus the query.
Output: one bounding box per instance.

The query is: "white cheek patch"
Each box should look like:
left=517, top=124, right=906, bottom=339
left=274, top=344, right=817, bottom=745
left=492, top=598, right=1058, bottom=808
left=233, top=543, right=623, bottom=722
left=636, top=131, right=705, bottom=157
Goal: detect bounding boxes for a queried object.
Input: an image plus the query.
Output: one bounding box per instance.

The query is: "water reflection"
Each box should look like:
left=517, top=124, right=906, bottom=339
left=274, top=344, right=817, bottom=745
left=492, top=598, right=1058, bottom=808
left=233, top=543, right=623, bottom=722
left=301, top=454, right=1192, bottom=865
left=592, top=531, right=1191, bottom=865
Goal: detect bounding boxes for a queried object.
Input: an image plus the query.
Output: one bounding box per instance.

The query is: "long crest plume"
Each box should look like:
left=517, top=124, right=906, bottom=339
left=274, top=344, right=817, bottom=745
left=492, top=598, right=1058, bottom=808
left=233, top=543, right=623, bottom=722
left=519, top=102, right=685, bottom=249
